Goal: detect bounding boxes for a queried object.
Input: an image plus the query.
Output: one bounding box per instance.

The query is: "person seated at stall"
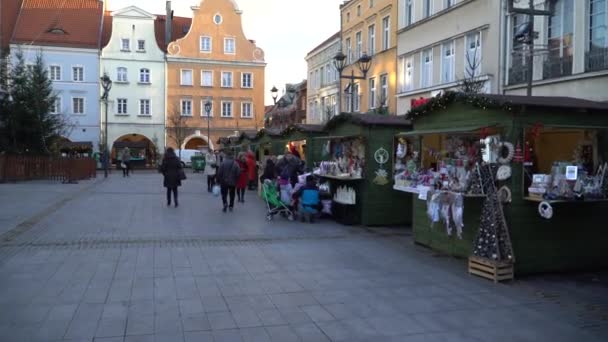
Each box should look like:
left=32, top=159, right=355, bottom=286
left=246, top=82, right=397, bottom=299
left=292, top=175, right=320, bottom=223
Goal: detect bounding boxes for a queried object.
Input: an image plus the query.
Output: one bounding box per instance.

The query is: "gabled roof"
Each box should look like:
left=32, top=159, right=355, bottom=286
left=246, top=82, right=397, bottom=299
left=1, top=0, right=23, bottom=51
left=11, top=0, right=104, bottom=49
left=306, top=31, right=340, bottom=58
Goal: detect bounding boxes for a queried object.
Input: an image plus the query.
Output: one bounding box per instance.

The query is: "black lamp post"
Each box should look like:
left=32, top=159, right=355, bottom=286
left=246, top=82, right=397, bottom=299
left=100, top=73, right=112, bottom=178
left=333, top=51, right=372, bottom=113
left=271, top=86, right=278, bottom=105
left=204, top=100, right=212, bottom=151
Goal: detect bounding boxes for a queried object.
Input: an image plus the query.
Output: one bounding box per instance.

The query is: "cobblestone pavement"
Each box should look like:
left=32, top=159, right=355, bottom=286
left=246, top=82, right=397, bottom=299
left=0, top=171, right=607, bottom=342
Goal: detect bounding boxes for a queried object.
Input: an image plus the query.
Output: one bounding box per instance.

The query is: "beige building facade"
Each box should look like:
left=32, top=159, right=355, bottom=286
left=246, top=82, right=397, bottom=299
left=305, top=32, right=341, bottom=124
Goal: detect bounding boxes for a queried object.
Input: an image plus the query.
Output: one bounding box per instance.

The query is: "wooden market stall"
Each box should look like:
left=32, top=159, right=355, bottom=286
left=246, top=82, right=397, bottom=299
left=314, top=113, right=412, bottom=226
left=399, top=92, right=608, bottom=276
left=267, top=124, right=326, bottom=170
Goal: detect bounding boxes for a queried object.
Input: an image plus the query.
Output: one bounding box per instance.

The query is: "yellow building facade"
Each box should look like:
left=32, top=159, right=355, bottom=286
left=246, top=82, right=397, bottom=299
left=166, top=0, right=266, bottom=150
left=340, top=0, right=398, bottom=115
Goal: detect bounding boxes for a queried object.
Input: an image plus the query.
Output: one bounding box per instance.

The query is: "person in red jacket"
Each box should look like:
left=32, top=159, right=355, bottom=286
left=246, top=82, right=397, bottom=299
left=246, top=151, right=257, bottom=190
left=236, top=152, right=249, bottom=203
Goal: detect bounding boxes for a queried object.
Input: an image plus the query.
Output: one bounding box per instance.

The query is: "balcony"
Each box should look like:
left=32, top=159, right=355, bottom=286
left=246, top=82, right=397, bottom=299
left=508, top=64, right=529, bottom=85
left=542, top=55, right=573, bottom=80
left=586, top=49, right=608, bottom=72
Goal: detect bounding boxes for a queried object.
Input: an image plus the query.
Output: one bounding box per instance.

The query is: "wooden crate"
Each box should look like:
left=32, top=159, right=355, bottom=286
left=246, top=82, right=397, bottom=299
left=468, top=256, right=514, bottom=283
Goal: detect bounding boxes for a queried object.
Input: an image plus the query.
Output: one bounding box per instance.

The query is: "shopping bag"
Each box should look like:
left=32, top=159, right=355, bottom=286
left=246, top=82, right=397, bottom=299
left=212, top=184, right=220, bottom=196
left=178, top=168, right=187, bottom=180
left=120, top=162, right=126, bottom=169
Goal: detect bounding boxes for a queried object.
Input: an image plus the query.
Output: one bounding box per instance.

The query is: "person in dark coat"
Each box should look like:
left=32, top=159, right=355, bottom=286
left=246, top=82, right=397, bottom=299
left=216, top=149, right=241, bottom=212
left=276, top=152, right=303, bottom=187
left=160, top=147, right=183, bottom=207
left=260, top=157, right=277, bottom=182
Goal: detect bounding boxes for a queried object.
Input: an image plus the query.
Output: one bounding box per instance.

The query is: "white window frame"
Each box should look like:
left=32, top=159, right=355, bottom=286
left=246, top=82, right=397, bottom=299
left=346, top=38, right=352, bottom=64
left=221, top=101, right=233, bottom=117
left=137, top=39, right=145, bottom=51
left=326, top=64, right=332, bottom=83
left=221, top=71, right=233, bottom=88
left=201, top=70, right=213, bottom=87
left=201, top=99, right=213, bottom=117
left=355, top=31, right=362, bottom=59
left=421, top=48, right=433, bottom=88
left=180, top=69, right=193, bottom=86
left=71, top=97, right=85, bottom=115
left=71, top=65, right=84, bottom=82
left=589, top=0, right=608, bottom=51
left=369, top=0, right=374, bottom=8
left=121, top=38, right=130, bottom=51
left=49, top=65, right=61, bottom=81
left=50, top=96, right=61, bottom=114
left=224, top=37, right=236, bottom=54
left=441, top=40, right=455, bottom=83
left=241, top=72, right=253, bottom=88
left=116, top=98, right=128, bottom=115
left=445, top=0, right=455, bottom=9
left=181, top=99, right=193, bottom=116
left=139, top=99, right=151, bottom=116
left=368, top=24, right=376, bottom=55
left=404, top=0, right=414, bottom=27
left=404, top=56, right=414, bottom=91
left=139, top=68, right=150, bottom=84
left=465, top=31, right=482, bottom=77
left=380, top=74, right=388, bottom=107
left=353, top=83, right=360, bottom=112
left=200, top=36, right=212, bottom=52
left=357, top=4, right=361, bottom=16
left=117, top=67, right=128, bottom=82
left=241, top=102, right=253, bottom=118
left=382, top=16, right=390, bottom=50
left=369, top=77, right=376, bottom=109
left=423, top=0, right=433, bottom=18
left=547, top=0, right=574, bottom=60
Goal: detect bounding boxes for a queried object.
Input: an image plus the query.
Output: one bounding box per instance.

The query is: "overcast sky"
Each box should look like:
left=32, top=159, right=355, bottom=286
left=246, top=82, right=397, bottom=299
left=107, top=0, right=344, bottom=105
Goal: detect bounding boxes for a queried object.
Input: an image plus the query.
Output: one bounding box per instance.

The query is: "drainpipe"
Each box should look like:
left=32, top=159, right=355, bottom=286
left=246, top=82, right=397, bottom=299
left=165, top=1, right=172, bottom=47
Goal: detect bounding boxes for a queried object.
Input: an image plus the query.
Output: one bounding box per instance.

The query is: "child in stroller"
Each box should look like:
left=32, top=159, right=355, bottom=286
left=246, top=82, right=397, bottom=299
left=262, top=179, right=294, bottom=221
left=292, top=175, right=320, bottom=223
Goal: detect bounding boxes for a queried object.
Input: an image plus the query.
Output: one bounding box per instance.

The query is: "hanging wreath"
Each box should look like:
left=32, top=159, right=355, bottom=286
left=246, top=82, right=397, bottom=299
left=497, top=186, right=512, bottom=203
left=497, top=142, right=515, bottom=164
left=538, top=201, right=554, bottom=219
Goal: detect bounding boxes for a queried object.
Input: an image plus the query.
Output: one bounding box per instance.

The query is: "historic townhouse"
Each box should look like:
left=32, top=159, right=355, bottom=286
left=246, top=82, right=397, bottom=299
left=305, top=32, right=341, bottom=124
left=10, top=0, right=104, bottom=150
left=340, top=0, right=399, bottom=115
left=395, top=0, right=501, bottom=114
left=165, top=0, right=266, bottom=151
left=504, top=0, right=608, bottom=100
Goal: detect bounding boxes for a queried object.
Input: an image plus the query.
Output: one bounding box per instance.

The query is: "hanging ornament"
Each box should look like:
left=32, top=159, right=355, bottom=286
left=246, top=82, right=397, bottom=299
left=496, top=165, right=512, bottom=181
left=513, top=142, right=523, bottom=163
left=497, top=142, right=515, bottom=164
left=538, top=201, right=554, bottom=219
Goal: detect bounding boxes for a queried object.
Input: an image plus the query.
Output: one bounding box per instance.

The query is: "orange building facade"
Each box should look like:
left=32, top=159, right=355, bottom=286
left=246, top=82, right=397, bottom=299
left=166, top=0, right=265, bottom=151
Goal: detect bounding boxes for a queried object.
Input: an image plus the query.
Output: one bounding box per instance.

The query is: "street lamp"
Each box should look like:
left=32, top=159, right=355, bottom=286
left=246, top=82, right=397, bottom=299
left=334, top=52, right=372, bottom=113
left=204, top=100, right=212, bottom=151
left=270, top=86, right=278, bottom=105
left=100, top=73, right=112, bottom=178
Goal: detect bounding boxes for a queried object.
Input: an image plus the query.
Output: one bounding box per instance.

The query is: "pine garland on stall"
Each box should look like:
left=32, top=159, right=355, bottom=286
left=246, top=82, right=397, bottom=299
left=407, top=91, right=518, bottom=120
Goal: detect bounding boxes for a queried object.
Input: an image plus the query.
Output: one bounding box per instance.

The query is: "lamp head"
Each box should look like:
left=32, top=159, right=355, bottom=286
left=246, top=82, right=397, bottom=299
left=357, top=53, right=372, bottom=76
left=100, top=73, right=112, bottom=92
left=333, top=51, right=347, bottom=73
left=204, top=100, right=212, bottom=113
left=270, top=86, right=278, bottom=101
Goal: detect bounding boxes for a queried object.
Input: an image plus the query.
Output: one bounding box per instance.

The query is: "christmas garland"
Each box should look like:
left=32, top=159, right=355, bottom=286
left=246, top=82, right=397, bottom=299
left=407, top=91, right=518, bottom=120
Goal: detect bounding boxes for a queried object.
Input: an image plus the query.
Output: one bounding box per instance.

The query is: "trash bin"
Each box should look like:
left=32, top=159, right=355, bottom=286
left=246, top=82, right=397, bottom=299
left=191, top=155, right=205, bottom=173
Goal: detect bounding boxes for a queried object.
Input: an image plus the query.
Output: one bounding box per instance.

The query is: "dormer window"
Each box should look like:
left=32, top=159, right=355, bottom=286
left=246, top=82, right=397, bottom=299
left=214, top=14, right=223, bottom=25
left=48, top=27, right=66, bottom=34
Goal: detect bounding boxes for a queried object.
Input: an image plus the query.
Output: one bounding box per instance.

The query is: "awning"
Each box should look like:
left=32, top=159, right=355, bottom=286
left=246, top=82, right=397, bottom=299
left=397, top=124, right=499, bottom=136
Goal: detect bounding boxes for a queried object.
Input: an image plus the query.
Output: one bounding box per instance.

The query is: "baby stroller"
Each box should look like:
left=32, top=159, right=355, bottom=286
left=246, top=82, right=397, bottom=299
left=262, top=180, right=294, bottom=221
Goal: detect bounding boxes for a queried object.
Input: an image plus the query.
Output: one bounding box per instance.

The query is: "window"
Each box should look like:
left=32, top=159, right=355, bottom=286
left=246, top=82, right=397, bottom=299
left=423, top=0, right=433, bottom=18
left=421, top=49, right=433, bottom=87
left=326, top=64, right=332, bottom=83
left=404, top=57, right=414, bottom=91
left=72, top=66, right=83, bottom=82
left=181, top=69, right=193, bottom=86
left=465, top=32, right=482, bottom=77
left=139, top=99, right=150, bottom=115
left=241, top=72, right=253, bottom=88
left=405, top=0, right=414, bottom=26
left=380, top=74, right=388, bottom=107
left=309, top=72, right=314, bottom=89
left=346, top=38, right=352, bottom=63
left=546, top=0, right=574, bottom=77
left=369, top=0, right=374, bottom=8
left=115, top=69, right=129, bottom=85
left=201, top=70, right=213, bottom=87
left=137, top=40, right=145, bottom=51
left=355, top=31, right=362, bottom=59
left=369, top=78, right=376, bottom=109
left=201, top=100, right=213, bottom=117
left=442, top=40, right=455, bottom=83
left=224, top=37, right=235, bottom=54
left=320, top=66, right=325, bottom=86
left=221, top=72, right=233, bottom=87
left=445, top=0, right=455, bottom=9
left=50, top=97, right=61, bottom=114
left=49, top=65, right=61, bottom=81
left=368, top=24, right=376, bottom=55
left=200, top=36, right=211, bottom=52
left=588, top=0, right=608, bottom=71
left=117, top=98, right=128, bottom=115
left=382, top=16, right=390, bottom=50
left=72, top=97, right=84, bottom=114
left=214, top=14, right=223, bottom=25
left=353, top=83, right=360, bottom=112
left=121, top=38, right=130, bottom=51
left=139, top=68, right=150, bottom=83
left=181, top=99, right=192, bottom=116
left=357, top=5, right=361, bottom=16
left=241, top=102, right=253, bottom=118
left=221, top=101, right=233, bottom=117
left=347, top=12, right=350, bottom=22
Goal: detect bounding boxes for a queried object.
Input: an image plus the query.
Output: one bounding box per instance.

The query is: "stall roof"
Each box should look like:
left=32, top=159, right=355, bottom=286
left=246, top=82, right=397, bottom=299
left=398, top=124, right=499, bottom=136
left=481, top=94, right=608, bottom=111
left=294, top=124, right=325, bottom=133
left=326, top=113, right=412, bottom=128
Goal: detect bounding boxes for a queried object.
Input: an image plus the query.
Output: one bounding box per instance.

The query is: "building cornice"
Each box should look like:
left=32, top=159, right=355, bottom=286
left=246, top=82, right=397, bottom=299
left=10, top=44, right=99, bottom=55
left=397, top=0, right=476, bottom=35
left=504, top=70, right=608, bottom=91
left=166, top=56, right=266, bottom=67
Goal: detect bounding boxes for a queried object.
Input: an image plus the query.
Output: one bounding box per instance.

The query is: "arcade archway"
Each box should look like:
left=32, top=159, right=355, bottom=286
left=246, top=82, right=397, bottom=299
left=182, top=133, right=214, bottom=151
left=112, top=133, right=157, bottom=168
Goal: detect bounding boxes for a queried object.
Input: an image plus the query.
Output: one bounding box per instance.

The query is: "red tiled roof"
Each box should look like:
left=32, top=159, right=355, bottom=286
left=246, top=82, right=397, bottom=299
left=11, top=0, right=103, bottom=49
left=1, top=0, right=23, bottom=51
left=100, top=12, right=191, bottom=52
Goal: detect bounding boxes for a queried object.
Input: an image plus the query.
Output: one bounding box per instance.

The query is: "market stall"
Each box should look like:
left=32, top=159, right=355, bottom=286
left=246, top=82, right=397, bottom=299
left=313, top=113, right=412, bottom=226
left=268, top=124, right=326, bottom=169
left=403, top=92, right=608, bottom=276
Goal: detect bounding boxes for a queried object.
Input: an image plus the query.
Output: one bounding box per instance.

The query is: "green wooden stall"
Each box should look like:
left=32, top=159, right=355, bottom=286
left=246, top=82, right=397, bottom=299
left=315, top=113, right=413, bottom=226
left=405, top=92, right=608, bottom=275
left=267, top=124, right=327, bottom=170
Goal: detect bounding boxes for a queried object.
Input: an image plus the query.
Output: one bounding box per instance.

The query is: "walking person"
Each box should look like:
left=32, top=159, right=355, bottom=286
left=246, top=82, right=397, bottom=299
left=246, top=151, right=257, bottom=190
left=204, top=150, right=218, bottom=192
left=216, top=150, right=240, bottom=212
left=121, top=147, right=131, bottom=177
left=160, top=147, right=183, bottom=207
left=235, top=152, right=248, bottom=203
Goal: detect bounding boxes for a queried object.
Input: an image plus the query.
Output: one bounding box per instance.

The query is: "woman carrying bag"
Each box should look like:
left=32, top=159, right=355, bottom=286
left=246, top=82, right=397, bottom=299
left=160, top=147, right=184, bottom=207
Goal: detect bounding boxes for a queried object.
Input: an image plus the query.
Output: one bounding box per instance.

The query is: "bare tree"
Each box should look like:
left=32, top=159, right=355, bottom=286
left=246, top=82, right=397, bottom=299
left=166, top=102, right=191, bottom=159
left=371, top=92, right=389, bottom=115
left=459, top=45, right=485, bottom=95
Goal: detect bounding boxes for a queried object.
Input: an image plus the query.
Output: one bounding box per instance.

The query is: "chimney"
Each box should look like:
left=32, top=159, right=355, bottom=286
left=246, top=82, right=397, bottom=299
left=165, top=1, right=172, bottom=46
